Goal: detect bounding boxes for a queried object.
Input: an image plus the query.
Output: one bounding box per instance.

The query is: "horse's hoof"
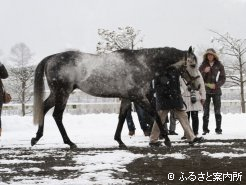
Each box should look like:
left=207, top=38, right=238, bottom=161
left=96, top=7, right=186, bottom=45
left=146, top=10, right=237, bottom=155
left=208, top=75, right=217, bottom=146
left=119, top=143, right=127, bottom=149
left=164, top=140, right=172, bottom=148
left=70, top=144, right=77, bottom=150
left=31, top=138, right=37, bottom=146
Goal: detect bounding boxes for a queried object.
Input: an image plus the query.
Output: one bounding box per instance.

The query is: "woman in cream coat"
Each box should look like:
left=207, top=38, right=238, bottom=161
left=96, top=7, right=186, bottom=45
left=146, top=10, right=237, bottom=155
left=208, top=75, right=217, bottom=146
left=180, top=68, right=206, bottom=136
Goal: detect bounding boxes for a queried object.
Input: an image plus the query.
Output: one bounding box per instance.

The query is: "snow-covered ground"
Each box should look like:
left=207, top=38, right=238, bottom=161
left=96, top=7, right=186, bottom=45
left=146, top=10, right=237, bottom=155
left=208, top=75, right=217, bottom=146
left=0, top=113, right=246, bottom=184
left=1, top=113, right=245, bottom=148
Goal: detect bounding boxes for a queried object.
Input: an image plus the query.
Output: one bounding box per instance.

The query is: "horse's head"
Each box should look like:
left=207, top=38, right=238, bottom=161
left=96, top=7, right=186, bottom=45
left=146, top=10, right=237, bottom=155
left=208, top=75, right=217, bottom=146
left=178, top=46, right=201, bottom=91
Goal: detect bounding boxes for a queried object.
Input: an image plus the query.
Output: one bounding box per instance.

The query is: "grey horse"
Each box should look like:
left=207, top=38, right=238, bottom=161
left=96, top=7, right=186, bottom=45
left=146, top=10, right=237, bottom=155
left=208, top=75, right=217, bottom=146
left=31, top=46, right=200, bottom=149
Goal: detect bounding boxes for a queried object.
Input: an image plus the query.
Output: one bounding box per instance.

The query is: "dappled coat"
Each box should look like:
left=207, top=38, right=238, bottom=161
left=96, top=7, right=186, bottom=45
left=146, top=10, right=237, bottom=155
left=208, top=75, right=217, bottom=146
left=180, top=71, right=206, bottom=112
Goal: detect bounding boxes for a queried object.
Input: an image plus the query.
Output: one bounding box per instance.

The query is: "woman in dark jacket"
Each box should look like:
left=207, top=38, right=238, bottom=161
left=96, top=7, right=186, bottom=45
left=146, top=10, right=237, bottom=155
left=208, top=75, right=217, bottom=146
left=0, top=61, right=9, bottom=137
left=199, top=48, right=226, bottom=135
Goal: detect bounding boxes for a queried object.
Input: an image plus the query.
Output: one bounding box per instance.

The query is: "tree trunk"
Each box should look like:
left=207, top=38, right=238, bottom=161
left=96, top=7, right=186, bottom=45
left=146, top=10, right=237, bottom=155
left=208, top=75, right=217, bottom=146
left=21, top=103, right=25, bottom=116
left=240, top=81, right=245, bottom=113
left=21, top=81, right=26, bottom=116
left=239, top=56, right=245, bottom=113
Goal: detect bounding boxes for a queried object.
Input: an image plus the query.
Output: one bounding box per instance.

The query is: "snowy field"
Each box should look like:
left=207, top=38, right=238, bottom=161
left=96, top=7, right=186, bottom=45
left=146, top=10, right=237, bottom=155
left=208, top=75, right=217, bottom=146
left=0, top=113, right=246, bottom=184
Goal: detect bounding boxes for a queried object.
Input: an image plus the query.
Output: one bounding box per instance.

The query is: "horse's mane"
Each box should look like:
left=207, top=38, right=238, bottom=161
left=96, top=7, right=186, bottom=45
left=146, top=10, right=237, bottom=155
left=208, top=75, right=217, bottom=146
left=115, top=47, right=186, bottom=58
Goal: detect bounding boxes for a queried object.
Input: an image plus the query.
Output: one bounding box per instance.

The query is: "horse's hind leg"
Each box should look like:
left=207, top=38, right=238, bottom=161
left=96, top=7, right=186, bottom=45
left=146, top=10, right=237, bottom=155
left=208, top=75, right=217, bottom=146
left=31, top=94, right=55, bottom=146
left=52, top=93, right=77, bottom=149
left=114, top=99, right=131, bottom=148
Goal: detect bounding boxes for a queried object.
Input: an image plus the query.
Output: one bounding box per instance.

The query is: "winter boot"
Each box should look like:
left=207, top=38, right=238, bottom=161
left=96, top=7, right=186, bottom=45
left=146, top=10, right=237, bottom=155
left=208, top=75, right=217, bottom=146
left=189, top=137, right=204, bottom=146
left=169, top=131, right=178, bottom=135
left=128, top=130, right=135, bottom=136
left=202, top=115, right=210, bottom=135
left=143, top=130, right=150, bottom=136
left=202, top=130, right=210, bottom=135
left=215, top=114, right=222, bottom=134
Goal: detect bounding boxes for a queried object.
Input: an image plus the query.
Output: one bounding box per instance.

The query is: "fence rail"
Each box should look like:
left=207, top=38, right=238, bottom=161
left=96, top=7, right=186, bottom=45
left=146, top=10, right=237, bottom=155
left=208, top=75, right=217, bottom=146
left=2, top=100, right=244, bottom=116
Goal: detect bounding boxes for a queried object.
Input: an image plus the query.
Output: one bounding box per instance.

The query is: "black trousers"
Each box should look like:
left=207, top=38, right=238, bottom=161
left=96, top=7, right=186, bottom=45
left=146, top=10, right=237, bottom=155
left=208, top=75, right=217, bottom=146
left=126, top=103, right=151, bottom=132
left=187, top=111, right=199, bottom=135
left=203, top=93, right=222, bottom=132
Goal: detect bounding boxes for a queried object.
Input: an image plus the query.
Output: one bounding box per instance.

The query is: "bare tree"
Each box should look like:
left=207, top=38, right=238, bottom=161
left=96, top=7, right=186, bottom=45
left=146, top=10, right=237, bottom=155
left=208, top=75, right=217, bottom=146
left=97, top=26, right=143, bottom=53
left=8, top=43, right=35, bottom=116
left=210, top=30, right=246, bottom=113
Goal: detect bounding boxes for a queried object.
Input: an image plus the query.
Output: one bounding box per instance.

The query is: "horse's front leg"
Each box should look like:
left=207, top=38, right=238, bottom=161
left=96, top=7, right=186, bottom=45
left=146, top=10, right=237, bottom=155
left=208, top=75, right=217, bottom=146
left=114, top=99, right=131, bottom=148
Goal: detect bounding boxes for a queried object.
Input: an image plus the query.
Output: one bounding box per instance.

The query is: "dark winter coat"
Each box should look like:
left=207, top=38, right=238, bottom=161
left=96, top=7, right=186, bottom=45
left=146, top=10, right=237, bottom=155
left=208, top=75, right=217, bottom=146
left=154, top=67, right=184, bottom=111
left=199, top=60, right=225, bottom=95
left=146, top=80, right=156, bottom=109
left=0, top=63, right=9, bottom=103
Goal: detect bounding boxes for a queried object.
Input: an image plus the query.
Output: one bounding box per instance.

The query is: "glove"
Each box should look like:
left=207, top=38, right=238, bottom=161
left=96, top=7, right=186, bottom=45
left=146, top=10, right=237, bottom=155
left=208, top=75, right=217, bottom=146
left=205, top=83, right=216, bottom=89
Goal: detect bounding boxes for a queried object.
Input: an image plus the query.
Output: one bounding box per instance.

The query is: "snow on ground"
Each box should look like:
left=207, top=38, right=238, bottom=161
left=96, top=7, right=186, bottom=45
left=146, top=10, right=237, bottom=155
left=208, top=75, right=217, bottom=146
left=201, top=151, right=246, bottom=159
left=0, top=112, right=246, bottom=184
left=1, top=113, right=246, bottom=148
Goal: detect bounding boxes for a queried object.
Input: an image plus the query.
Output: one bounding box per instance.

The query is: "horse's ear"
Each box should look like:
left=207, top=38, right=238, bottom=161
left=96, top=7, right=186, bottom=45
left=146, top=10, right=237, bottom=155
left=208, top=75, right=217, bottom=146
left=188, top=46, right=193, bottom=53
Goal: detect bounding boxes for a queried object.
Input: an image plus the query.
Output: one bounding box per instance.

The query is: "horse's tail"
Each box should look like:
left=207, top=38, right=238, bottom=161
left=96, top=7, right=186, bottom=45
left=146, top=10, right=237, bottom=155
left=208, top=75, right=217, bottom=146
left=33, top=56, right=50, bottom=125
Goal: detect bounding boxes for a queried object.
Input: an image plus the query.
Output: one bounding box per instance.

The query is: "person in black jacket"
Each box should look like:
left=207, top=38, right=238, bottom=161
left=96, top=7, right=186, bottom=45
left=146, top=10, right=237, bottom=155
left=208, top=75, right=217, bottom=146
left=0, top=61, right=9, bottom=137
left=149, top=67, right=204, bottom=146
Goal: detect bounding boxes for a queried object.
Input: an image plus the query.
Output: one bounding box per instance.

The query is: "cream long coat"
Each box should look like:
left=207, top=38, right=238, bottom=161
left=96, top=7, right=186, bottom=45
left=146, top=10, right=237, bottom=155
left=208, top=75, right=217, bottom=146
left=180, top=70, right=206, bottom=112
